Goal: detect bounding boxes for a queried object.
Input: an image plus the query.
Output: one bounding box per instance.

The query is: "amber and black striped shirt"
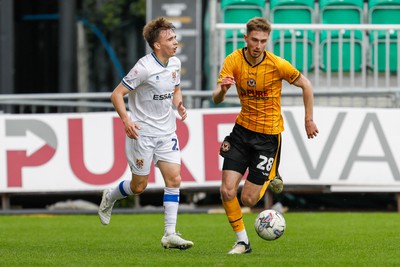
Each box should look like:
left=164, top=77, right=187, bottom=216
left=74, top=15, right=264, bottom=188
left=217, top=48, right=301, bottom=135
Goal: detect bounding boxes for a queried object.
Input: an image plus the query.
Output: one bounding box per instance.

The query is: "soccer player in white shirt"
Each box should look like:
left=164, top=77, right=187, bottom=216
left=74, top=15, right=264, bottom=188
left=98, top=17, right=193, bottom=250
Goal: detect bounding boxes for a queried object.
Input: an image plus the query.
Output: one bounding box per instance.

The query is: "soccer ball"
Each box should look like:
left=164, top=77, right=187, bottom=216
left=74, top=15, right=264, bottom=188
left=254, top=209, right=286, bottom=241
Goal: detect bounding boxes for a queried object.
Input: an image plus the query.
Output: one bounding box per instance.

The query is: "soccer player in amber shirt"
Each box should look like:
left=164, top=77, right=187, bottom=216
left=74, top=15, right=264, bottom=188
left=213, top=17, right=318, bottom=254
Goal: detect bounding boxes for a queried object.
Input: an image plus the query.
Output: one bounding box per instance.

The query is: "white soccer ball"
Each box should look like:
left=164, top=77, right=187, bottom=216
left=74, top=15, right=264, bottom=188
left=254, top=209, right=286, bottom=241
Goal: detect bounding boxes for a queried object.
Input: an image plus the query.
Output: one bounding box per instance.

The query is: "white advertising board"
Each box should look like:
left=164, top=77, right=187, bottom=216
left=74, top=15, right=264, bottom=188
left=1, top=106, right=400, bottom=193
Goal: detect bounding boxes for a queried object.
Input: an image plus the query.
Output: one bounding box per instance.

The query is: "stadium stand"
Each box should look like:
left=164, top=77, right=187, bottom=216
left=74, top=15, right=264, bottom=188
left=207, top=0, right=400, bottom=90
left=270, top=0, right=315, bottom=72
left=220, top=0, right=266, bottom=55
left=3, top=0, right=400, bottom=213
left=319, top=0, right=365, bottom=72
left=368, top=0, right=400, bottom=72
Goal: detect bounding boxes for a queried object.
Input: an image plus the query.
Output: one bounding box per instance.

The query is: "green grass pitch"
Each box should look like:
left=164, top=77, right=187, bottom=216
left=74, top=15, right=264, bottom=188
left=1, top=212, right=399, bottom=266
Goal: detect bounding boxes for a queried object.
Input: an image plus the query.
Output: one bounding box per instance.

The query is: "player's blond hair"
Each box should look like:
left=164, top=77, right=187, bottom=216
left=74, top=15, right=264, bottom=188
left=246, top=17, right=272, bottom=35
left=143, top=17, right=176, bottom=50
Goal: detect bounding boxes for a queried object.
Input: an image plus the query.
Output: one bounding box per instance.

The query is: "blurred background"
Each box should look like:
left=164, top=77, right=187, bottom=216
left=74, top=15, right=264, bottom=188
left=1, top=0, right=147, bottom=96
left=1, top=0, right=400, bottom=213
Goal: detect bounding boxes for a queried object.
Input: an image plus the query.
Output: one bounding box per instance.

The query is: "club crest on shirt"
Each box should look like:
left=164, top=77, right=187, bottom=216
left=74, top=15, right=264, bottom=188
left=172, top=71, right=177, bottom=81
left=247, top=78, right=256, bottom=87
left=135, top=159, right=144, bottom=169
left=220, top=140, right=231, bottom=152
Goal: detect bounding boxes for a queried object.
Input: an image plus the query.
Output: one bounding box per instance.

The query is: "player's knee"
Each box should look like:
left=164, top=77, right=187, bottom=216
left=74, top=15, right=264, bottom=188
left=165, top=175, right=181, bottom=188
left=220, top=186, right=236, bottom=201
left=130, top=179, right=147, bottom=194
left=241, top=194, right=257, bottom=207
left=131, top=184, right=146, bottom=195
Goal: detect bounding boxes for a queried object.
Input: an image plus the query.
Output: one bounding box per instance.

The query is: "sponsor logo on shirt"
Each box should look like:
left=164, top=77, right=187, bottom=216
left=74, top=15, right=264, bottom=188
left=153, top=92, right=174, bottom=100
left=239, top=87, right=269, bottom=100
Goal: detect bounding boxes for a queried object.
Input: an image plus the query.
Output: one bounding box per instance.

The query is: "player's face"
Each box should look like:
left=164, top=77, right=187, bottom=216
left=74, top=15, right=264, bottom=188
left=156, top=29, right=178, bottom=59
left=244, top=30, right=269, bottom=58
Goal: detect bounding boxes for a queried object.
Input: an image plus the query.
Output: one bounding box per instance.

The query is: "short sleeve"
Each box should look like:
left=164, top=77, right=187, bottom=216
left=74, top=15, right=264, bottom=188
left=217, top=54, right=235, bottom=83
left=277, top=57, right=301, bottom=84
left=173, top=57, right=181, bottom=86
left=122, top=61, right=148, bottom=90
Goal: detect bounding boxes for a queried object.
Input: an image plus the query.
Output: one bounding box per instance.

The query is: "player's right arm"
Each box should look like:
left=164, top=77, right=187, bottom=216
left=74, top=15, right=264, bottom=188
left=212, top=75, right=235, bottom=104
left=110, top=83, right=140, bottom=139
left=213, top=54, right=236, bottom=104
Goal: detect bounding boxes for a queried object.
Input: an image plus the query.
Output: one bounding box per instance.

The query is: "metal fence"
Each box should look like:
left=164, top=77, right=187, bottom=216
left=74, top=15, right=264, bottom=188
left=209, top=23, right=400, bottom=92
left=0, top=88, right=400, bottom=115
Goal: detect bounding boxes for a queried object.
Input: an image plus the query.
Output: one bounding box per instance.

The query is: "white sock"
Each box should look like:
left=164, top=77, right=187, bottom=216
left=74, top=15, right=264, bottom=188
left=163, top=187, right=179, bottom=236
left=236, top=229, right=249, bottom=244
left=110, top=180, right=133, bottom=201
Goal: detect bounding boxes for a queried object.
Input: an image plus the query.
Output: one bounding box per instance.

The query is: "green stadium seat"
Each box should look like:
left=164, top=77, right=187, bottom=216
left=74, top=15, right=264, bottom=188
left=368, top=0, right=400, bottom=72
left=368, top=0, right=400, bottom=24
left=270, top=0, right=315, bottom=71
left=270, top=0, right=315, bottom=24
left=370, top=32, right=398, bottom=72
left=225, top=40, right=246, bottom=55
left=221, top=0, right=266, bottom=56
left=320, top=30, right=363, bottom=72
left=221, top=0, right=265, bottom=10
left=221, top=0, right=265, bottom=38
left=319, top=0, right=364, bottom=24
left=273, top=30, right=314, bottom=72
left=319, top=0, right=364, bottom=72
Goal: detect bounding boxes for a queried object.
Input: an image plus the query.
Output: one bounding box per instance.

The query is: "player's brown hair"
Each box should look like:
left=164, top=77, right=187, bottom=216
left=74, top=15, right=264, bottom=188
left=143, top=17, right=176, bottom=50
left=246, top=17, right=272, bottom=35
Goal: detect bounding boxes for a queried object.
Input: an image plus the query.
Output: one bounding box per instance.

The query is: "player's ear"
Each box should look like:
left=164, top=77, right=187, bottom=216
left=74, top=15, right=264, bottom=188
left=154, top=42, right=161, bottom=50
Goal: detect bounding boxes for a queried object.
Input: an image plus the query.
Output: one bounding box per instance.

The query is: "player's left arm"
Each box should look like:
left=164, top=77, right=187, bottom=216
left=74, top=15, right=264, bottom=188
left=293, top=74, right=319, bottom=139
left=173, top=85, right=187, bottom=121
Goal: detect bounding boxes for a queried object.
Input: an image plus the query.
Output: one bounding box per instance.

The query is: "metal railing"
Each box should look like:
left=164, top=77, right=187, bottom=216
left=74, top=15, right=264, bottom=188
left=209, top=23, right=400, bottom=92
left=1, top=88, right=400, bottom=115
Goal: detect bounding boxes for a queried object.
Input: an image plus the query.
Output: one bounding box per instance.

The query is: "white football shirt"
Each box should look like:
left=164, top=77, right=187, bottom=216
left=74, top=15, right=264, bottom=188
left=122, top=53, right=180, bottom=137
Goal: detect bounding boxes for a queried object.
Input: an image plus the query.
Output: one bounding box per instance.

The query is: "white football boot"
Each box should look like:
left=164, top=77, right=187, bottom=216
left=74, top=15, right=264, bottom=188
left=161, top=233, right=194, bottom=250
left=98, top=188, right=115, bottom=225
left=228, top=241, right=252, bottom=254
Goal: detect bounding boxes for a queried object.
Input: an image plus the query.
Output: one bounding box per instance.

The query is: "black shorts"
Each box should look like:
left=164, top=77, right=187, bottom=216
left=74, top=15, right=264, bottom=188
left=220, top=123, right=281, bottom=185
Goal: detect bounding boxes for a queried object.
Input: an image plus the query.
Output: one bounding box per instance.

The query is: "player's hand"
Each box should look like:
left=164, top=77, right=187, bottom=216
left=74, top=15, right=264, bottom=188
left=305, top=120, right=318, bottom=139
left=124, top=120, right=140, bottom=139
left=177, top=101, right=187, bottom=121
left=220, top=75, right=235, bottom=92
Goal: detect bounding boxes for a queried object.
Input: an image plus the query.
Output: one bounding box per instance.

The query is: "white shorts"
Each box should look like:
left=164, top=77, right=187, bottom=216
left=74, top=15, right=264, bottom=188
left=125, top=132, right=181, bottom=175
